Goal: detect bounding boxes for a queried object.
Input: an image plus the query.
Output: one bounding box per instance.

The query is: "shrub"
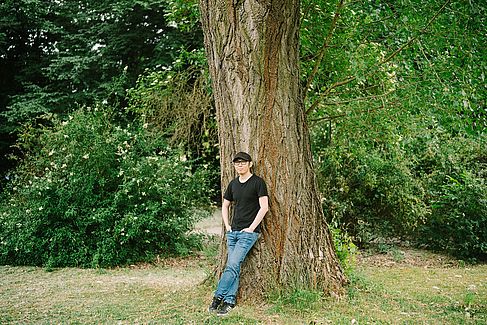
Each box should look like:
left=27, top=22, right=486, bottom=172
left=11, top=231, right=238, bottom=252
left=417, top=137, right=487, bottom=261
left=329, top=222, right=357, bottom=274
left=313, top=116, right=487, bottom=260
left=0, top=106, right=214, bottom=268
left=127, top=66, right=220, bottom=201
left=315, top=138, right=429, bottom=244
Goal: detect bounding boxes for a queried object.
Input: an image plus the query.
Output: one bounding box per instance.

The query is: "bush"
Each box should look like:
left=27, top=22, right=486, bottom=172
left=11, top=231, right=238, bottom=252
left=315, top=135, right=429, bottom=244
left=127, top=66, right=220, bottom=202
left=0, top=106, right=214, bottom=268
left=417, top=137, right=487, bottom=261
left=329, top=222, right=357, bottom=274
left=313, top=116, right=487, bottom=260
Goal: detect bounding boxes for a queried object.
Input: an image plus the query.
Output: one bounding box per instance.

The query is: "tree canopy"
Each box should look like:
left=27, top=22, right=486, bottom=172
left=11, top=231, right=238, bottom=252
left=0, top=0, right=203, bottom=174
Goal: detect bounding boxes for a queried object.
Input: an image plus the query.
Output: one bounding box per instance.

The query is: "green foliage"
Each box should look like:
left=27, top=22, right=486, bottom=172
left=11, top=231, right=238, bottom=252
left=126, top=58, right=219, bottom=199
left=417, top=137, right=487, bottom=261
left=314, top=114, right=430, bottom=243
left=329, top=223, right=357, bottom=274
left=268, top=288, right=323, bottom=314
left=314, top=111, right=487, bottom=259
left=0, top=106, right=214, bottom=268
left=2, top=0, right=203, bottom=123
left=164, top=0, right=201, bottom=33
left=306, top=0, right=486, bottom=259
left=0, top=0, right=205, bottom=179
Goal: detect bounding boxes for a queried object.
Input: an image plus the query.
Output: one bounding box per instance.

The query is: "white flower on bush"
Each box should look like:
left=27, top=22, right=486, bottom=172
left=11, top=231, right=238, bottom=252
left=83, top=154, right=89, bottom=159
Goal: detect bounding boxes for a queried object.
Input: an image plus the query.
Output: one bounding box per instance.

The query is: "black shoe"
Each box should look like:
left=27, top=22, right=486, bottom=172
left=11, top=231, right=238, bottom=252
left=208, top=297, right=222, bottom=313
left=217, top=301, right=235, bottom=316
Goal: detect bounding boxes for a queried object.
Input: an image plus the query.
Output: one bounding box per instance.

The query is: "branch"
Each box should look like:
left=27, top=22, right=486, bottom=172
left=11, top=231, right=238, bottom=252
left=379, top=0, right=451, bottom=67
left=417, top=40, right=447, bottom=88
left=310, top=99, right=400, bottom=123
left=303, top=0, right=345, bottom=103
left=305, top=0, right=452, bottom=115
left=319, top=89, right=395, bottom=106
left=306, top=76, right=355, bottom=115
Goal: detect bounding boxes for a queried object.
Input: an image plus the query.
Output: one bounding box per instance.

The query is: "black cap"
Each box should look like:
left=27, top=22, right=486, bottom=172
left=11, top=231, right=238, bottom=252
left=232, top=152, right=252, bottom=162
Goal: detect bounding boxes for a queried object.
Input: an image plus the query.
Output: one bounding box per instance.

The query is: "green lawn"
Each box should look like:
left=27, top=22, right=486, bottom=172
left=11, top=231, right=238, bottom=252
left=1, top=248, right=486, bottom=324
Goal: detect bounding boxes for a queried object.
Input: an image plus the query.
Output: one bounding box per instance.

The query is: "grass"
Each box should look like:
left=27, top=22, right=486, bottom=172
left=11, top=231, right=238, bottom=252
left=1, top=245, right=486, bottom=324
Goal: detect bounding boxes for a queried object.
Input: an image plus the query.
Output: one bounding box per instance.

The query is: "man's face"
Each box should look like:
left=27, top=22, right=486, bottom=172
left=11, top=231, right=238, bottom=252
left=233, top=160, right=251, bottom=174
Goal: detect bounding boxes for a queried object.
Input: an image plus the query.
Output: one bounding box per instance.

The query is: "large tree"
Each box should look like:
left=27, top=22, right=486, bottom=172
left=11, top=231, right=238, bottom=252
left=199, top=0, right=346, bottom=299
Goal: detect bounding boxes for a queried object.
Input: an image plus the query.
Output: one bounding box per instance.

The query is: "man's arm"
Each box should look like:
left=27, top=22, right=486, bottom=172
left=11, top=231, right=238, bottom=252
left=242, top=196, right=269, bottom=233
left=222, top=199, right=232, bottom=232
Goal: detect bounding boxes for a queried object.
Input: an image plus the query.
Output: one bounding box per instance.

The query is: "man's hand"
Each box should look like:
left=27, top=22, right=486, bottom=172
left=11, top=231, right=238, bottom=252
left=222, top=199, right=232, bottom=233
left=241, top=228, right=254, bottom=233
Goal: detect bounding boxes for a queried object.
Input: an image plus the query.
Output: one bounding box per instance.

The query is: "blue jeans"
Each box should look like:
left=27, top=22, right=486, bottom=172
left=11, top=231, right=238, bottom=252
left=214, top=230, right=259, bottom=305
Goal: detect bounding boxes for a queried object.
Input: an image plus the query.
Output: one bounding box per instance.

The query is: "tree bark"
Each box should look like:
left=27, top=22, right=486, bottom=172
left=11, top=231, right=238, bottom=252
left=199, top=0, right=346, bottom=299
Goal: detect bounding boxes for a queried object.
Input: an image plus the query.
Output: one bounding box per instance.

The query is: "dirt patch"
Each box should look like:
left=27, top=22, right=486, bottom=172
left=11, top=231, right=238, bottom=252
left=356, top=247, right=461, bottom=268
left=97, top=268, right=205, bottom=289
left=194, top=209, right=222, bottom=236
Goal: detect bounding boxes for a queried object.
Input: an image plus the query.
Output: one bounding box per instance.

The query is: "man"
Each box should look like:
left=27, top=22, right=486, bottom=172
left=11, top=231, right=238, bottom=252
left=208, top=151, right=269, bottom=316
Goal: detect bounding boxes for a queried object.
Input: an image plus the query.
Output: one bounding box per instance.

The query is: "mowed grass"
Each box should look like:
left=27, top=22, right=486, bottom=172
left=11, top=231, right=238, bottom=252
left=1, top=248, right=486, bottom=324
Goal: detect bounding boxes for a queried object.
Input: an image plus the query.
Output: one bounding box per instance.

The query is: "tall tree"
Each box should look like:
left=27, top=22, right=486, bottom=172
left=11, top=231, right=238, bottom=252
left=199, top=0, right=346, bottom=299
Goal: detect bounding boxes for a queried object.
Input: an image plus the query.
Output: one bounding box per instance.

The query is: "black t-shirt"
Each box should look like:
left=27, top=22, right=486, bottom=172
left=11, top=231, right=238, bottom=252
left=223, top=174, right=268, bottom=233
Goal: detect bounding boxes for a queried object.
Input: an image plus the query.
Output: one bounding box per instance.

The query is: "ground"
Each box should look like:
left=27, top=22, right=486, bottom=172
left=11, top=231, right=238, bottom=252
left=1, top=214, right=486, bottom=324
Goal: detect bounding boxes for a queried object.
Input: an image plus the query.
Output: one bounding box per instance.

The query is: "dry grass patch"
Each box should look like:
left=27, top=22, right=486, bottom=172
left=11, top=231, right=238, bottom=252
left=1, top=248, right=486, bottom=324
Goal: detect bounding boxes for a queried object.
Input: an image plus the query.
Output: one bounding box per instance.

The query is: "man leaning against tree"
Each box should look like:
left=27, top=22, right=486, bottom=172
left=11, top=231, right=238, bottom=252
left=208, top=151, right=269, bottom=316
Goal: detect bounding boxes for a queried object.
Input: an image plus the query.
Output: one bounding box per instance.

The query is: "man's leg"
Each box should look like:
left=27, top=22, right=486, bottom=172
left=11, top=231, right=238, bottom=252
left=213, top=231, right=238, bottom=300
left=217, top=231, right=259, bottom=306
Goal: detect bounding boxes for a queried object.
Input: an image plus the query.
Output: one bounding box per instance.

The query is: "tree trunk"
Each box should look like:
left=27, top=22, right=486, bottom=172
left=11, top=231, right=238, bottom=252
left=199, top=0, right=346, bottom=299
